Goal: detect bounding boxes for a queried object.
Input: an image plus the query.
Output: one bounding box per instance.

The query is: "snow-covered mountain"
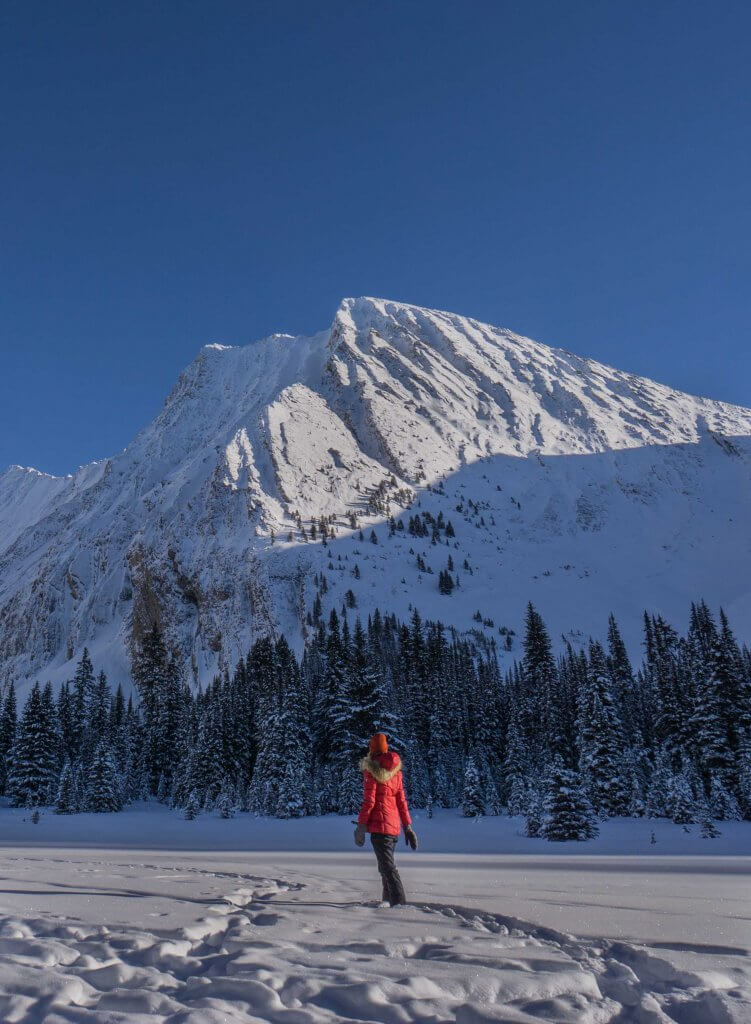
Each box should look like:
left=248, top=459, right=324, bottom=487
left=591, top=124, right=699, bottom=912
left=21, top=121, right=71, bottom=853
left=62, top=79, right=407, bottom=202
left=2, top=296, right=751, bottom=692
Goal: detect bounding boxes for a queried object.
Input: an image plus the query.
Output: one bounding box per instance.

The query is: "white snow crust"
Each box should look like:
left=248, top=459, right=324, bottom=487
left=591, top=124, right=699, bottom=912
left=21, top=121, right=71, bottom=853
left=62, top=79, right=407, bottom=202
left=0, top=807, right=748, bottom=1023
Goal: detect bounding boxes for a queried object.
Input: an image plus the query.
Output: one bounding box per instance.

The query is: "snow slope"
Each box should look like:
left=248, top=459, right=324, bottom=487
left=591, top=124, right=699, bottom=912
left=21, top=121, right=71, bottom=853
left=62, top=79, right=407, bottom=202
left=2, top=296, right=751, bottom=691
left=0, top=808, right=749, bottom=1023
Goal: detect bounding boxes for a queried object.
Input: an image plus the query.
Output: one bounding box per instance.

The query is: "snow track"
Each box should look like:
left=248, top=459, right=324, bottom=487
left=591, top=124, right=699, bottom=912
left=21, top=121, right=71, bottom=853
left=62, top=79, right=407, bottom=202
left=0, top=853, right=748, bottom=1023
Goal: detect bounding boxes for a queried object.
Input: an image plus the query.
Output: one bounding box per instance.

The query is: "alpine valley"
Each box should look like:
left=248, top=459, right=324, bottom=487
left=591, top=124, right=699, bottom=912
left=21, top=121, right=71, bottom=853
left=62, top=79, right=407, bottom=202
left=2, top=296, right=750, bottom=694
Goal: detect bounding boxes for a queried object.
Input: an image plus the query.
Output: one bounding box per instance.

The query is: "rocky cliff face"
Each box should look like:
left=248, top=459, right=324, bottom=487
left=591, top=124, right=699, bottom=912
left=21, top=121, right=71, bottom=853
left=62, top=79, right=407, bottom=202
left=2, top=297, right=750, bottom=692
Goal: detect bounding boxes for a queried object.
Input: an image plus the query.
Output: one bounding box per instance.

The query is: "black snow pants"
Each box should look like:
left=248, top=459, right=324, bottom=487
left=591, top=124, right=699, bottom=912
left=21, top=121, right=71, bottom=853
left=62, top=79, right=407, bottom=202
left=370, top=832, right=406, bottom=906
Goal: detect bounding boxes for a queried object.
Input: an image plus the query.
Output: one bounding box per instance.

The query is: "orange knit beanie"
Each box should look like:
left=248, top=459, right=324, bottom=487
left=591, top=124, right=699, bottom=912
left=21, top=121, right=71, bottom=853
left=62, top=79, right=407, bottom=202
left=369, top=733, right=388, bottom=755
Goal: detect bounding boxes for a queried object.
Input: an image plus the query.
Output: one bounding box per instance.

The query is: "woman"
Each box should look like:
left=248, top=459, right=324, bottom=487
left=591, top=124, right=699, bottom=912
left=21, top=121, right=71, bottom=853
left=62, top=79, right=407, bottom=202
left=354, top=733, right=418, bottom=907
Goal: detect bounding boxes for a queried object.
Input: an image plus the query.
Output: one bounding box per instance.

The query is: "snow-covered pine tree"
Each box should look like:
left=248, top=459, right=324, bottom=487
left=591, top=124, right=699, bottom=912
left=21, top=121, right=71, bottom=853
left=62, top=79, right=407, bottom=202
left=223, top=657, right=256, bottom=796
left=668, top=772, right=695, bottom=825
left=184, top=789, right=200, bottom=819
left=325, top=612, right=361, bottom=812
left=738, top=742, right=751, bottom=820
left=155, top=655, right=186, bottom=790
left=625, top=761, right=647, bottom=817
left=348, top=618, right=382, bottom=751
left=247, top=636, right=282, bottom=815
left=85, top=741, right=123, bottom=812
left=606, top=614, right=640, bottom=746
left=131, top=622, right=171, bottom=793
left=717, top=609, right=749, bottom=747
left=524, top=787, right=545, bottom=837
left=217, top=787, right=235, bottom=819
left=486, top=777, right=503, bottom=816
left=554, top=644, right=585, bottom=770
left=700, top=809, right=721, bottom=838
left=155, top=772, right=168, bottom=803
left=542, top=762, right=598, bottom=841
left=274, top=635, right=312, bottom=817
left=275, top=760, right=306, bottom=818
left=109, top=684, right=128, bottom=772
left=645, top=746, right=672, bottom=817
left=507, top=772, right=529, bottom=817
left=461, top=755, right=485, bottom=817
left=191, top=703, right=225, bottom=809
left=0, top=681, right=17, bottom=795
left=578, top=640, right=629, bottom=817
left=521, top=603, right=559, bottom=762
left=647, top=616, right=692, bottom=767
left=690, top=608, right=736, bottom=788
left=71, top=648, right=95, bottom=763
left=55, top=758, right=78, bottom=814
left=708, top=775, right=741, bottom=821
left=120, top=698, right=148, bottom=804
left=503, top=713, right=530, bottom=814
left=84, top=670, right=112, bottom=764
left=56, top=683, right=77, bottom=767
left=7, top=682, right=60, bottom=807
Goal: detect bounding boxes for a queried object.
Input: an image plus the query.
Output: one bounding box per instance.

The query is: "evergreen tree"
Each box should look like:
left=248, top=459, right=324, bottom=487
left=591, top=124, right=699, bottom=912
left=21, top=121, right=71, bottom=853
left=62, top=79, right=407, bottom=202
left=191, top=704, right=225, bottom=808
left=348, top=619, right=382, bottom=750
left=461, top=755, right=485, bottom=817
left=542, top=763, right=598, bottom=841
left=524, top=787, right=545, bottom=837
left=71, top=648, right=95, bottom=762
left=7, top=682, right=59, bottom=807
left=217, top=787, right=235, bottom=819
left=55, top=759, right=78, bottom=814
left=84, top=670, right=112, bottom=763
left=131, top=623, right=170, bottom=792
left=184, top=789, right=200, bottom=819
left=56, top=683, right=77, bottom=766
left=691, top=611, right=736, bottom=787
left=648, top=616, right=689, bottom=765
left=646, top=747, right=673, bottom=817
left=0, top=682, right=17, bottom=795
left=502, top=714, right=529, bottom=813
left=668, top=772, right=695, bottom=825
left=275, top=760, right=306, bottom=818
left=85, top=741, right=123, bottom=812
left=521, top=603, right=562, bottom=762
left=438, top=570, right=454, bottom=595
left=578, top=641, right=628, bottom=816
left=708, top=775, right=741, bottom=821
left=738, top=742, right=751, bottom=820
left=699, top=807, right=721, bottom=838
left=606, top=614, right=640, bottom=745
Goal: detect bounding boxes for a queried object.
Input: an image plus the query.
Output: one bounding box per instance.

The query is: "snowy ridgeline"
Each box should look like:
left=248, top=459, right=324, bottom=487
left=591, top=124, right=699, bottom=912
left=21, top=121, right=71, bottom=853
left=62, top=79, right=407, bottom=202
left=0, top=595, right=749, bottom=840
left=0, top=815, right=749, bottom=1023
left=2, top=295, right=751, bottom=693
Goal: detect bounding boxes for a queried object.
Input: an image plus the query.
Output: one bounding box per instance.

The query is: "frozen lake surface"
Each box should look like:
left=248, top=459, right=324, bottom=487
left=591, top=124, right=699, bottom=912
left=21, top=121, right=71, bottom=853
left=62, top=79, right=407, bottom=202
left=0, top=806, right=748, bottom=1022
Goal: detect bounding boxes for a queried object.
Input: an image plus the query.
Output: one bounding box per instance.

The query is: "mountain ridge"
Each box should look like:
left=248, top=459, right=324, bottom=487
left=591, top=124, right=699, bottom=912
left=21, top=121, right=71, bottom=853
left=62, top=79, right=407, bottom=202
left=1, top=296, right=750, bottom=693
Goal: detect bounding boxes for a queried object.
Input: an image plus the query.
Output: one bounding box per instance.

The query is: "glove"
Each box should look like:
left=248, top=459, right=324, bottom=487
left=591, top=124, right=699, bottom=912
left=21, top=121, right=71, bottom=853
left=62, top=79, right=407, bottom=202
left=404, top=825, right=418, bottom=850
left=354, top=823, right=367, bottom=847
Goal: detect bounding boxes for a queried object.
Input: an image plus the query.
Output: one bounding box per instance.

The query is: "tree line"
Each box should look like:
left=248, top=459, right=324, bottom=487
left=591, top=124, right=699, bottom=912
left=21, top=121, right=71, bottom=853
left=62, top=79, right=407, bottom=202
left=0, top=599, right=749, bottom=839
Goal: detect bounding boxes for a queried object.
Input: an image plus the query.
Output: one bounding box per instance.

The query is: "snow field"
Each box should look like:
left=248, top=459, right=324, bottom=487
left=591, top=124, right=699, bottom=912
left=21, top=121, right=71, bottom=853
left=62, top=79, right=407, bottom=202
left=0, top=810, right=749, bottom=1022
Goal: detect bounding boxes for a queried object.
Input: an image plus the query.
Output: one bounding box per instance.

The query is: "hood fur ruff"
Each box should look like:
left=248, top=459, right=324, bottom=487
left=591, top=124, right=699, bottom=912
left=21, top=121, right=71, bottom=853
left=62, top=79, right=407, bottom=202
left=359, top=754, right=402, bottom=784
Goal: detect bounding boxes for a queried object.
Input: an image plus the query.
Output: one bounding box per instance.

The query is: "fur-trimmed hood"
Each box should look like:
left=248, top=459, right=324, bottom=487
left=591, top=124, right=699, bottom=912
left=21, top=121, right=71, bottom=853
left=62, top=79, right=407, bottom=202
left=359, top=751, right=402, bottom=783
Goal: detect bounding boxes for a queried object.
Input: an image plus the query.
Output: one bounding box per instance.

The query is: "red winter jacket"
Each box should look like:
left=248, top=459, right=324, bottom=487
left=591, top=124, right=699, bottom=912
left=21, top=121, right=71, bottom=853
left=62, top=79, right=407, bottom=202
left=357, top=751, right=412, bottom=836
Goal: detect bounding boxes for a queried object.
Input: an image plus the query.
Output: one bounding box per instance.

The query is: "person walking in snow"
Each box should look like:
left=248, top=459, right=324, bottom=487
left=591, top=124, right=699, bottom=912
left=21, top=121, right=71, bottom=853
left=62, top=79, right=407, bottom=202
left=354, top=733, right=418, bottom=906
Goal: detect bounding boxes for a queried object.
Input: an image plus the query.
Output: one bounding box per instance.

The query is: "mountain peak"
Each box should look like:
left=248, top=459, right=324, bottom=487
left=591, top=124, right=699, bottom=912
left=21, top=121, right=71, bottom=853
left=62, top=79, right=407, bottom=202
left=2, top=298, right=751, bottom=693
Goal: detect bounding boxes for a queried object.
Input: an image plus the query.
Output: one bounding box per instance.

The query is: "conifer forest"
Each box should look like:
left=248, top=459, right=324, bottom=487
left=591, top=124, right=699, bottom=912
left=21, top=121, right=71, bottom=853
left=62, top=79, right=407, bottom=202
left=2, top=599, right=749, bottom=841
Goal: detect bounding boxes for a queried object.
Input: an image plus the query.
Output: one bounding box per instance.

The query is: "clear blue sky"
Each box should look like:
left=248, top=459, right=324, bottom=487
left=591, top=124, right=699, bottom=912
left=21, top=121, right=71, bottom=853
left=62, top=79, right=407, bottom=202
left=2, top=0, right=750, bottom=475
